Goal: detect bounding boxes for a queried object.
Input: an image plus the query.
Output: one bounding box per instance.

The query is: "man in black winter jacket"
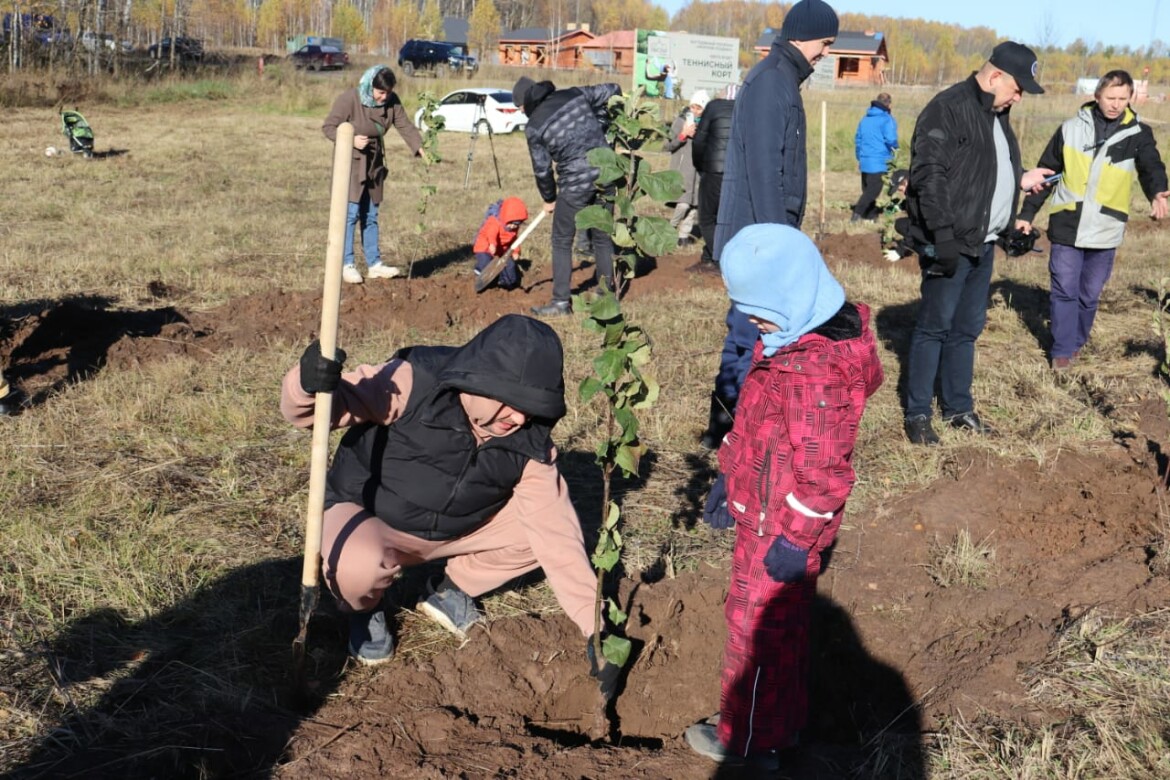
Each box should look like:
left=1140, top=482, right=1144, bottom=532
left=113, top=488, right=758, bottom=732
left=691, top=87, right=735, bottom=268
left=698, top=0, right=838, bottom=451
left=902, top=42, right=1054, bottom=445
left=514, top=77, right=621, bottom=317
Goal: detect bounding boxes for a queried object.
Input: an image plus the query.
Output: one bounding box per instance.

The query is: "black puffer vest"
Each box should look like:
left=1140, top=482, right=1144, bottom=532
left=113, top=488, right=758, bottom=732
left=324, top=315, right=564, bottom=542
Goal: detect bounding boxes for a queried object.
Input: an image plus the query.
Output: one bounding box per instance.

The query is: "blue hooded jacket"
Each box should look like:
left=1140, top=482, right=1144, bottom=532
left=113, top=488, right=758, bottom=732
left=854, top=102, right=898, bottom=174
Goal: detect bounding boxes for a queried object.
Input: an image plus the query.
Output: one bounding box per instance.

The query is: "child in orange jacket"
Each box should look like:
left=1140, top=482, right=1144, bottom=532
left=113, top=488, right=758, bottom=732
left=473, top=197, right=528, bottom=292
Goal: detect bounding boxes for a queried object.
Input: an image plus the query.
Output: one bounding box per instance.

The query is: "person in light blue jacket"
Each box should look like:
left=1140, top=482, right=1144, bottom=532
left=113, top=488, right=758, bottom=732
left=851, top=92, right=898, bottom=221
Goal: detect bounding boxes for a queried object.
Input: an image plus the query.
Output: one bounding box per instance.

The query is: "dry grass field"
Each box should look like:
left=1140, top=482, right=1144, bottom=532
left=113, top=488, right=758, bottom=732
left=3, top=59, right=1170, bottom=778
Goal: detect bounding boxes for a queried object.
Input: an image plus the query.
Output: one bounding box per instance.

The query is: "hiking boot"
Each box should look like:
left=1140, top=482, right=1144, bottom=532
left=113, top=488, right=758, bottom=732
left=531, top=300, right=572, bottom=318
left=946, top=411, right=995, bottom=436
left=419, top=576, right=483, bottom=641
left=342, top=265, right=363, bottom=285
left=904, top=414, right=940, bottom=446
left=684, top=722, right=780, bottom=771
left=367, top=263, right=402, bottom=280
left=347, top=607, right=394, bottom=666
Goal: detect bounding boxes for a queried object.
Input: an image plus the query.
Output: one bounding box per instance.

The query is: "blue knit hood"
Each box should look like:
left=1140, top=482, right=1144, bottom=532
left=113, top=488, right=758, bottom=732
left=721, top=224, right=845, bottom=355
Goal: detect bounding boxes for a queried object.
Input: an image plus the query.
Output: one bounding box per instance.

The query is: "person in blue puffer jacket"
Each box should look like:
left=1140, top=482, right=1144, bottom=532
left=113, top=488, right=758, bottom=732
left=851, top=92, right=898, bottom=222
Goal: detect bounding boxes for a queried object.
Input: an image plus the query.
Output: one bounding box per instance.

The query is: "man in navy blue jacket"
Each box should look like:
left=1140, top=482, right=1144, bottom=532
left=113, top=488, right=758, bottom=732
left=852, top=92, right=898, bottom=221
left=699, top=0, right=839, bottom=450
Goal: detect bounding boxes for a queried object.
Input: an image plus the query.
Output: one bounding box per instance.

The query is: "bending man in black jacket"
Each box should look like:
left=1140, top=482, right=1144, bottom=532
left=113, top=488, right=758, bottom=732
left=514, top=77, right=621, bottom=317
left=691, top=85, right=736, bottom=270
left=903, top=42, right=1053, bottom=445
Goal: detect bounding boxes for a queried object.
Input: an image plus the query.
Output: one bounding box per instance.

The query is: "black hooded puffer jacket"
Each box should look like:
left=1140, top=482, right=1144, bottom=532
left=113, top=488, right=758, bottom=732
left=521, top=81, right=622, bottom=203
left=324, top=315, right=567, bottom=541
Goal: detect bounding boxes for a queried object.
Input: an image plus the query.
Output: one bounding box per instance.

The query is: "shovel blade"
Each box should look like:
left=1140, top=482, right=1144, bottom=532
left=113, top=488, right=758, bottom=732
left=292, top=584, right=320, bottom=679
left=474, top=254, right=511, bottom=293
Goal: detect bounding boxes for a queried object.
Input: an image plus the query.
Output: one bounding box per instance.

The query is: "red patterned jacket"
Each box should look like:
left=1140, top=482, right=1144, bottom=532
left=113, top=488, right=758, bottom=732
left=718, top=303, right=883, bottom=560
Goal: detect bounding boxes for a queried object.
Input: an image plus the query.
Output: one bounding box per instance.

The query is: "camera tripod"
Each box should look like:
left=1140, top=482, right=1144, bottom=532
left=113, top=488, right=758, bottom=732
left=464, top=96, right=502, bottom=189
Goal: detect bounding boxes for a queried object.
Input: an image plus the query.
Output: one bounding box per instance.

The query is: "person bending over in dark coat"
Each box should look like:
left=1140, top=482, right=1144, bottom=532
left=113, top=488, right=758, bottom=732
left=514, top=77, right=622, bottom=317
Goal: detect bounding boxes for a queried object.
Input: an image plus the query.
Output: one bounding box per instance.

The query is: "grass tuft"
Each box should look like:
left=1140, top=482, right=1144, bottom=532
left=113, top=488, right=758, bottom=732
left=925, top=528, right=996, bottom=589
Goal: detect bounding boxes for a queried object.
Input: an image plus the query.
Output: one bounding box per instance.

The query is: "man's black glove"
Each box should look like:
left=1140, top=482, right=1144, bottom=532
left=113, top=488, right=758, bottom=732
left=703, top=474, right=734, bottom=529
left=586, top=635, right=621, bottom=701
left=299, top=339, right=347, bottom=394
left=924, top=238, right=960, bottom=278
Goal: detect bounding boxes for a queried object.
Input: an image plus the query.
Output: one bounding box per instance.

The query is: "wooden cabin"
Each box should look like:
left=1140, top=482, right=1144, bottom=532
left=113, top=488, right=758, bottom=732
left=498, top=25, right=596, bottom=70
left=580, top=30, right=635, bottom=74
left=754, top=29, right=889, bottom=85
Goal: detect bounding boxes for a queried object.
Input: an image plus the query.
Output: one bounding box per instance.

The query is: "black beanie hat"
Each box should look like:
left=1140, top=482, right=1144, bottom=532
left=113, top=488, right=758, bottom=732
left=512, top=76, right=535, bottom=109
left=779, top=0, right=839, bottom=42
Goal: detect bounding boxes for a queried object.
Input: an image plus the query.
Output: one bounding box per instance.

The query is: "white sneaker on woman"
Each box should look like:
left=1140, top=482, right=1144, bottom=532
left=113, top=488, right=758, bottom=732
left=342, top=265, right=363, bottom=284
left=367, top=263, right=402, bottom=280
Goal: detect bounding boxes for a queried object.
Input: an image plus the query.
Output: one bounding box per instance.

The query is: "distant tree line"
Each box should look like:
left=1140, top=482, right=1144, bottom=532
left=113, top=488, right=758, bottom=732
left=6, top=0, right=1167, bottom=84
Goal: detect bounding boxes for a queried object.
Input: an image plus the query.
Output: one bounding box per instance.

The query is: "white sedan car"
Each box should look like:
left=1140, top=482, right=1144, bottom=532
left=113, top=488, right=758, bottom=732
left=414, top=87, right=527, bottom=134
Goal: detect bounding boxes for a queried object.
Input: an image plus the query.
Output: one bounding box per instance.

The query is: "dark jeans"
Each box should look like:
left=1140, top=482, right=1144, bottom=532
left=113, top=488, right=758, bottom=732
left=714, top=304, right=758, bottom=403
left=698, top=171, right=723, bottom=264
left=904, top=242, right=995, bottom=419
left=852, top=172, right=884, bottom=220
left=551, top=187, right=614, bottom=302
left=473, top=251, right=519, bottom=288
left=1048, top=243, right=1116, bottom=359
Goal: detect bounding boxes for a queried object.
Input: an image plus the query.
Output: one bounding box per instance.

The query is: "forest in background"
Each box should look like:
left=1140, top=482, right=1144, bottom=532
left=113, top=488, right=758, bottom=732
left=6, top=0, right=1169, bottom=90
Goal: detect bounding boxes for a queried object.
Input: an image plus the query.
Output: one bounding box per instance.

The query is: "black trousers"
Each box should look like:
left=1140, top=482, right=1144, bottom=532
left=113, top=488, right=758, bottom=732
left=852, top=171, right=885, bottom=220
left=698, top=171, right=723, bottom=264
left=551, top=187, right=614, bottom=302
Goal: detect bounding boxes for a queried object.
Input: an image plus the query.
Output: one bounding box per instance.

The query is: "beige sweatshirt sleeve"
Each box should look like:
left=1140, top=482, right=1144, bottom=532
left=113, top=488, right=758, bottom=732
left=512, top=448, right=597, bottom=638
left=280, top=358, right=413, bottom=429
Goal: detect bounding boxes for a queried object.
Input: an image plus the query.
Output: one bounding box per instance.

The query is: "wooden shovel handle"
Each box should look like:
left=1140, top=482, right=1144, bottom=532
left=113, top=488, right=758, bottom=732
left=301, top=121, right=354, bottom=591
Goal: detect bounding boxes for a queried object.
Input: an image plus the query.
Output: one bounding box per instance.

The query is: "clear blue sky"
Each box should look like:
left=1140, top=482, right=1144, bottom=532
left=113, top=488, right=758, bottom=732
left=660, top=0, right=1167, bottom=52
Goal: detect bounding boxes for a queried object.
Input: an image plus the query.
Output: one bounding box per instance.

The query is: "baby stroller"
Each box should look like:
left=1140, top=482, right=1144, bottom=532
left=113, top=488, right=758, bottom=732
left=60, top=109, right=94, bottom=158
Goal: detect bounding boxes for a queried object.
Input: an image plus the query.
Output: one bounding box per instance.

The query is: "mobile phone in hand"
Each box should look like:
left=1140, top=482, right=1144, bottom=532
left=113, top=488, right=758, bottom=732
left=1042, top=173, right=1062, bottom=186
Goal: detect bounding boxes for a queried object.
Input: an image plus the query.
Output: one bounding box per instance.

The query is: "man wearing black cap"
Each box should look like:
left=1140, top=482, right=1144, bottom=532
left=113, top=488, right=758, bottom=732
left=698, top=0, right=839, bottom=450
left=512, top=76, right=622, bottom=317
left=902, top=42, right=1054, bottom=445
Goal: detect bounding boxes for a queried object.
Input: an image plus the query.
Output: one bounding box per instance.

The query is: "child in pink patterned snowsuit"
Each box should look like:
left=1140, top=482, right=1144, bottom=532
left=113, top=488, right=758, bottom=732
left=686, top=223, right=884, bottom=768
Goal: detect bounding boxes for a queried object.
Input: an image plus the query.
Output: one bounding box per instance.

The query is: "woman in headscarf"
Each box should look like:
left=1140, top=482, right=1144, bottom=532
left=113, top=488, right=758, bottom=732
left=323, top=65, right=424, bottom=284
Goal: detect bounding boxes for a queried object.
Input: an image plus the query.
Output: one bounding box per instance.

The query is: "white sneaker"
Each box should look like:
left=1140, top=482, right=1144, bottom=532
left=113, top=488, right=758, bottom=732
left=367, top=263, right=402, bottom=280
left=342, top=266, right=363, bottom=284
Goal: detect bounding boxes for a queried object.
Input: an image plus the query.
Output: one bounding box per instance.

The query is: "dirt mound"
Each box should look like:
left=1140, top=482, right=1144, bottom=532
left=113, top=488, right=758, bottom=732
left=1, top=252, right=719, bottom=402
left=818, top=230, right=919, bottom=276
left=280, top=569, right=729, bottom=779
left=272, top=443, right=1167, bottom=778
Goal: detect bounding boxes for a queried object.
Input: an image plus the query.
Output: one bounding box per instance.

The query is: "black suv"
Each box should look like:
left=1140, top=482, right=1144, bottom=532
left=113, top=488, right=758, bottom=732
left=148, top=36, right=204, bottom=61
left=398, top=39, right=477, bottom=77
